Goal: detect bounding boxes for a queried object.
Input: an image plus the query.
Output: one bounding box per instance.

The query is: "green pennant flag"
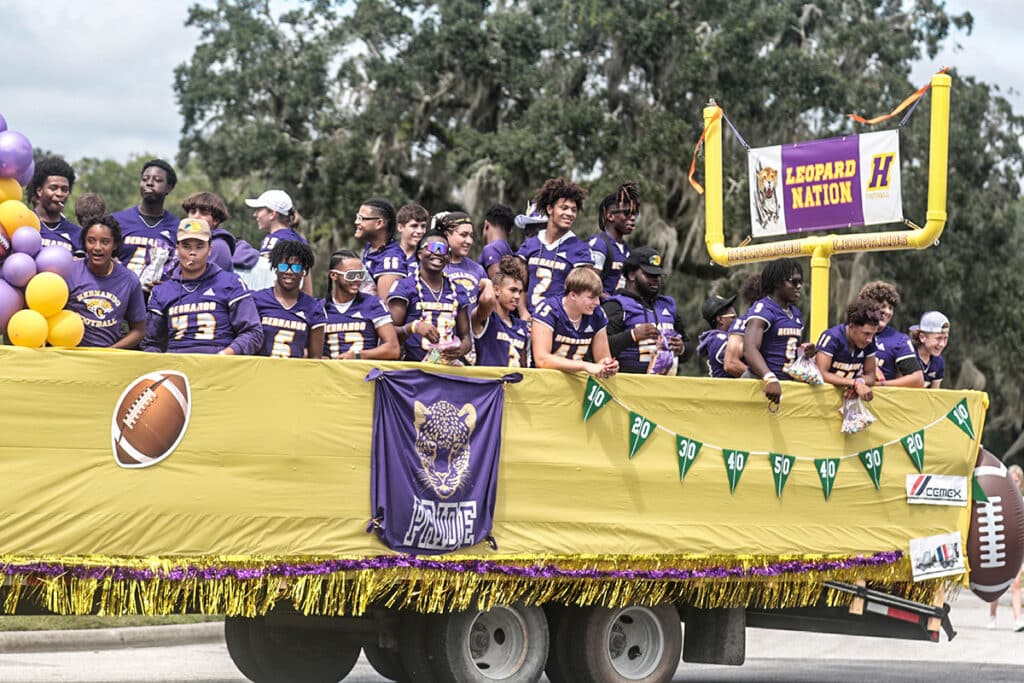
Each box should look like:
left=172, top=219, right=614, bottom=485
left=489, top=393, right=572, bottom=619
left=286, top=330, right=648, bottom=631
left=769, top=453, right=795, bottom=498
left=857, top=447, right=884, bottom=490
left=582, top=377, right=612, bottom=422
left=628, top=412, right=656, bottom=459
left=722, top=449, right=749, bottom=494
left=946, top=399, right=976, bottom=440
left=900, top=430, right=925, bottom=472
left=676, top=435, right=704, bottom=482
left=815, top=458, right=839, bottom=500
left=972, top=476, right=989, bottom=504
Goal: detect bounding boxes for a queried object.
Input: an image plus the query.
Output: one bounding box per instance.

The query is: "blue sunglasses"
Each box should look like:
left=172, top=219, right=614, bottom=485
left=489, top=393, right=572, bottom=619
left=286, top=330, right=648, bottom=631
left=276, top=263, right=305, bottom=274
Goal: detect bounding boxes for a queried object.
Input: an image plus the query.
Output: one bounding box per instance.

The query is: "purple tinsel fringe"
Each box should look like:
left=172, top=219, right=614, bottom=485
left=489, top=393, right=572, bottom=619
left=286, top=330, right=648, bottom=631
left=0, top=551, right=904, bottom=583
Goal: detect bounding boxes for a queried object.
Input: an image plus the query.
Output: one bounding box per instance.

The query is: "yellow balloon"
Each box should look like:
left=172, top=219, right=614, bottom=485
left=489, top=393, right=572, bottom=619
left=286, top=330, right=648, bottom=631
left=7, top=309, right=48, bottom=348
left=46, top=309, right=85, bottom=348
left=25, top=272, right=69, bottom=318
left=0, top=178, right=21, bottom=204
left=0, top=199, right=40, bottom=233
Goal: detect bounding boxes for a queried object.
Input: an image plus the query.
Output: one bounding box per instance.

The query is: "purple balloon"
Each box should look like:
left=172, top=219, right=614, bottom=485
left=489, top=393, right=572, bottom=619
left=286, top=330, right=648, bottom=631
left=2, top=252, right=37, bottom=287
left=11, top=226, right=42, bottom=256
left=35, top=245, right=74, bottom=279
left=0, top=130, right=33, bottom=180
left=0, top=113, right=7, bottom=133
left=15, top=158, right=34, bottom=187
left=0, top=278, right=24, bottom=334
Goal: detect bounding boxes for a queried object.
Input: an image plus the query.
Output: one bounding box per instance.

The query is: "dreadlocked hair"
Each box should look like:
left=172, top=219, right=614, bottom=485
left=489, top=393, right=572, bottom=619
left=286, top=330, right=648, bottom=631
left=493, top=255, right=527, bottom=287
left=532, top=177, right=587, bottom=216
left=269, top=239, right=315, bottom=271
left=760, top=258, right=802, bottom=297
left=598, top=181, right=640, bottom=229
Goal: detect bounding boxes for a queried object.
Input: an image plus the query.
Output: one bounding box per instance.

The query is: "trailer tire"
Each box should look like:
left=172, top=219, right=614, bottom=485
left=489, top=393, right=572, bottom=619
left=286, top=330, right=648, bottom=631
left=543, top=604, right=576, bottom=683
left=364, top=642, right=409, bottom=682
left=224, top=617, right=264, bottom=682
left=398, top=611, right=441, bottom=682
left=576, top=604, right=681, bottom=683
left=248, top=617, right=360, bottom=682
left=431, top=602, right=548, bottom=682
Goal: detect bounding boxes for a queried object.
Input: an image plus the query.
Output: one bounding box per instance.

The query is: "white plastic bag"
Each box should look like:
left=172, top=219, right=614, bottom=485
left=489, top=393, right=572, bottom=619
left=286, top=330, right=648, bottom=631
left=840, top=395, right=876, bottom=434
left=783, top=346, right=824, bottom=384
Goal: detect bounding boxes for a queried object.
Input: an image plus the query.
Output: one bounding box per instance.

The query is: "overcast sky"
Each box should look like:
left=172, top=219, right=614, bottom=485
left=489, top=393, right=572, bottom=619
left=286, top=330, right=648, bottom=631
left=4, top=1, right=1020, bottom=165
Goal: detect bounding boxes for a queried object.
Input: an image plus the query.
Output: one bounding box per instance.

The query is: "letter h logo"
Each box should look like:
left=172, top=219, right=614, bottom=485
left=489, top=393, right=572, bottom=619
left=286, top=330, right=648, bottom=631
left=867, top=153, right=895, bottom=190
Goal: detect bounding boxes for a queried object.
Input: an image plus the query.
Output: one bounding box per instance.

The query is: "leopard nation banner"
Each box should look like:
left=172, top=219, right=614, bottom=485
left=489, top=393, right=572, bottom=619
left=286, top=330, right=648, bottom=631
left=748, top=130, right=902, bottom=237
left=367, top=368, right=518, bottom=555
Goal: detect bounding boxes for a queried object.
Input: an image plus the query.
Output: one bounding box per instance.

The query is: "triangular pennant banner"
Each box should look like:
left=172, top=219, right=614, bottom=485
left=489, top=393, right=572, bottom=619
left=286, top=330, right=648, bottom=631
left=815, top=458, right=840, bottom=500
left=722, top=449, right=749, bottom=494
left=769, top=453, right=795, bottom=498
left=582, top=377, right=612, bottom=422
left=857, top=447, right=884, bottom=490
left=946, top=399, right=976, bottom=440
left=972, top=476, right=989, bottom=504
left=628, top=412, right=656, bottom=459
left=676, top=435, right=704, bottom=482
left=900, top=430, right=925, bottom=472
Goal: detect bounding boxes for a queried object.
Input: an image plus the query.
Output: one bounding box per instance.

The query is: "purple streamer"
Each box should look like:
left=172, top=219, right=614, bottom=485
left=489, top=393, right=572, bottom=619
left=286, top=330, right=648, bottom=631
left=1, top=551, right=904, bottom=583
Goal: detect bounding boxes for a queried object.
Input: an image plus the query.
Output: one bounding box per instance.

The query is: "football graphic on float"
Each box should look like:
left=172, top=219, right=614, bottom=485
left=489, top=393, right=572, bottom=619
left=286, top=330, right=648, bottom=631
left=111, top=371, right=191, bottom=468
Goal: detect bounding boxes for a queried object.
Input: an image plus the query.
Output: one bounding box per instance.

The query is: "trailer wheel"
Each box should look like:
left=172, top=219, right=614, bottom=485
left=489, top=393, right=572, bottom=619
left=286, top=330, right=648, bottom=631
left=577, top=604, right=681, bottom=683
left=364, top=642, right=409, bottom=682
left=397, top=612, right=441, bottom=682
left=248, top=616, right=360, bottom=682
left=224, top=617, right=264, bottom=682
left=431, top=602, right=548, bottom=682
left=542, top=604, right=576, bottom=683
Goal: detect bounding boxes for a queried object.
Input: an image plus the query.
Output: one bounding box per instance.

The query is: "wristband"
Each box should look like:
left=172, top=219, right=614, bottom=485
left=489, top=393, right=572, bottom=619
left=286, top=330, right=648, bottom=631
left=854, top=377, right=865, bottom=386
left=630, top=327, right=638, bottom=343
left=762, top=372, right=778, bottom=383
left=354, top=349, right=362, bottom=360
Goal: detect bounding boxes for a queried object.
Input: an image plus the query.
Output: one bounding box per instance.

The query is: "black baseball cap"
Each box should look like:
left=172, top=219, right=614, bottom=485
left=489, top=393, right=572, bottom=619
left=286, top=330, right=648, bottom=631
left=625, top=247, right=665, bottom=275
left=702, top=294, right=737, bottom=326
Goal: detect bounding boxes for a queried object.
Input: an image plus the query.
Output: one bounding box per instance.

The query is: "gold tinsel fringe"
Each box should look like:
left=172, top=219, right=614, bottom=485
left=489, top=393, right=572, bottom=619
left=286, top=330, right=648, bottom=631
left=0, top=553, right=953, bottom=617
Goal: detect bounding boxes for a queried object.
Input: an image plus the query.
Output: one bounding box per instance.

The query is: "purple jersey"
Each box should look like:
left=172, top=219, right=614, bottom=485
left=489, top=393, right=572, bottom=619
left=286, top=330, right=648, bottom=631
left=532, top=295, right=608, bottom=363
left=322, top=293, right=393, bottom=359
left=400, top=248, right=419, bottom=276
left=606, top=292, right=681, bottom=374
left=445, top=257, right=487, bottom=305
left=210, top=227, right=236, bottom=272
left=113, top=207, right=179, bottom=278
left=39, top=216, right=82, bottom=252
left=746, top=296, right=804, bottom=378
left=65, top=260, right=146, bottom=348
left=481, top=240, right=513, bottom=271
left=258, top=228, right=307, bottom=260
left=252, top=288, right=327, bottom=358
left=919, top=352, right=945, bottom=384
left=142, top=263, right=263, bottom=355
left=874, top=326, right=917, bottom=380
left=516, top=231, right=594, bottom=313
left=388, top=273, right=469, bottom=361
left=816, top=323, right=876, bottom=379
left=474, top=312, right=530, bottom=368
left=362, top=240, right=406, bottom=286
left=698, top=329, right=730, bottom=378
left=588, top=231, right=629, bottom=297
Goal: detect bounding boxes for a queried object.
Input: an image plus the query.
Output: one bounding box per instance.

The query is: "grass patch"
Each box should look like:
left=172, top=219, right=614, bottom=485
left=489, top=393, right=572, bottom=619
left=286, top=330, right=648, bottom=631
left=0, top=614, right=223, bottom=631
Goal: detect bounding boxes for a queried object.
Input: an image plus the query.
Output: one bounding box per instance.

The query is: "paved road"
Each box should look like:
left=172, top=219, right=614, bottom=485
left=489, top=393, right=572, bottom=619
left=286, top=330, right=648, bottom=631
left=0, top=593, right=1021, bottom=681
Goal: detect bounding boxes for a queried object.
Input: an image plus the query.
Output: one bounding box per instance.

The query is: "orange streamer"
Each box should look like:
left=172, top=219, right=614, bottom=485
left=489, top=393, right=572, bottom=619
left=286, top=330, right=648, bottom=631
left=688, top=109, right=722, bottom=195
left=849, top=67, right=950, bottom=125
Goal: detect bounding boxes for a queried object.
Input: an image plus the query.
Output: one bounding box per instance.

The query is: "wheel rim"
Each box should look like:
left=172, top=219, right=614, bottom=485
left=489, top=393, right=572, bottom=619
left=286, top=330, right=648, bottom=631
left=604, top=606, right=665, bottom=680
left=465, top=605, right=529, bottom=679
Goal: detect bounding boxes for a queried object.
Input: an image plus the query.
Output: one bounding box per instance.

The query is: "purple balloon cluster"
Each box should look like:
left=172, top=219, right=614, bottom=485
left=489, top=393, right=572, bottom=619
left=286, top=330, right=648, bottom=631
left=0, top=228, right=73, bottom=334
left=0, top=113, right=34, bottom=188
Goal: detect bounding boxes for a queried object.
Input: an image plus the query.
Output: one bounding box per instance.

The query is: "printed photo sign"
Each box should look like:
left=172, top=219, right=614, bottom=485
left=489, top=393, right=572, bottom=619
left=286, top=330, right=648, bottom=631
left=749, top=130, right=902, bottom=237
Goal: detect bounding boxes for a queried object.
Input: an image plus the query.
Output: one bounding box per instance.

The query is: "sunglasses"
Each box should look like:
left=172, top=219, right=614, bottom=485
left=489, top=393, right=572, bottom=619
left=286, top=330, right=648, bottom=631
left=330, top=268, right=366, bottom=282
left=609, top=208, right=640, bottom=219
left=786, top=277, right=804, bottom=287
left=420, top=241, right=450, bottom=256
left=355, top=214, right=381, bottom=223
left=276, top=263, right=305, bottom=274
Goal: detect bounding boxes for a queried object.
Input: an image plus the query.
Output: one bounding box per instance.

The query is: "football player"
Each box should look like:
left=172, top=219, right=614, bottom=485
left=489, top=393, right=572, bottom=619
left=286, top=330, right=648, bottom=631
left=589, top=181, right=639, bottom=299
left=251, top=240, right=326, bottom=358
left=743, top=258, right=806, bottom=405
left=815, top=299, right=881, bottom=401
left=322, top=249, right=400, bottom=360
left=531, top=267, right=618, bottom=378
left=857, top=281, right=924, bottom=387
left=472, top=256, right=530, bottom=368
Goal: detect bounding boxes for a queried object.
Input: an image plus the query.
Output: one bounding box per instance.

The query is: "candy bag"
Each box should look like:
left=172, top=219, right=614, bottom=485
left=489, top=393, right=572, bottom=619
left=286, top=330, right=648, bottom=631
left=647, top=331, right=679, bottom=375
left=840, top=395, right=876, bottom=434
left=783, top=346, right=824, bottom=384
left=423, top=315, right=464, bottom=366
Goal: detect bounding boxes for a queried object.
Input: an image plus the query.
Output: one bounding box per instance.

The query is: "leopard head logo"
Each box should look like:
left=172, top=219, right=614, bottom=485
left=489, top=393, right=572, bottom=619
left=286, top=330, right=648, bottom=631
left=413, top=400, right=476, bottom=500
left=85, top=297, right=114, bottom=319
left=754, top=160, right=781, bottom=228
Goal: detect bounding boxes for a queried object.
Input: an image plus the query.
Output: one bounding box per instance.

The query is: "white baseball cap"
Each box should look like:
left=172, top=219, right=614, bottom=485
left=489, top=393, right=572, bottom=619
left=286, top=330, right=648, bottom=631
left=919, top=310, right=950, bottom=333
left=514, top=201, right=547, bottom=229
left=245, top=189, right=293, bottom=215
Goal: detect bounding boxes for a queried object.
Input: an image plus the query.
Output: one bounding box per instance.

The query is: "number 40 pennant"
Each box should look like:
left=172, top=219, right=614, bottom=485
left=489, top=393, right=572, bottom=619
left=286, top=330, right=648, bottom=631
left=722, top=449, right=749, bottom=494
left=815, top=458, right=840, bottom=500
